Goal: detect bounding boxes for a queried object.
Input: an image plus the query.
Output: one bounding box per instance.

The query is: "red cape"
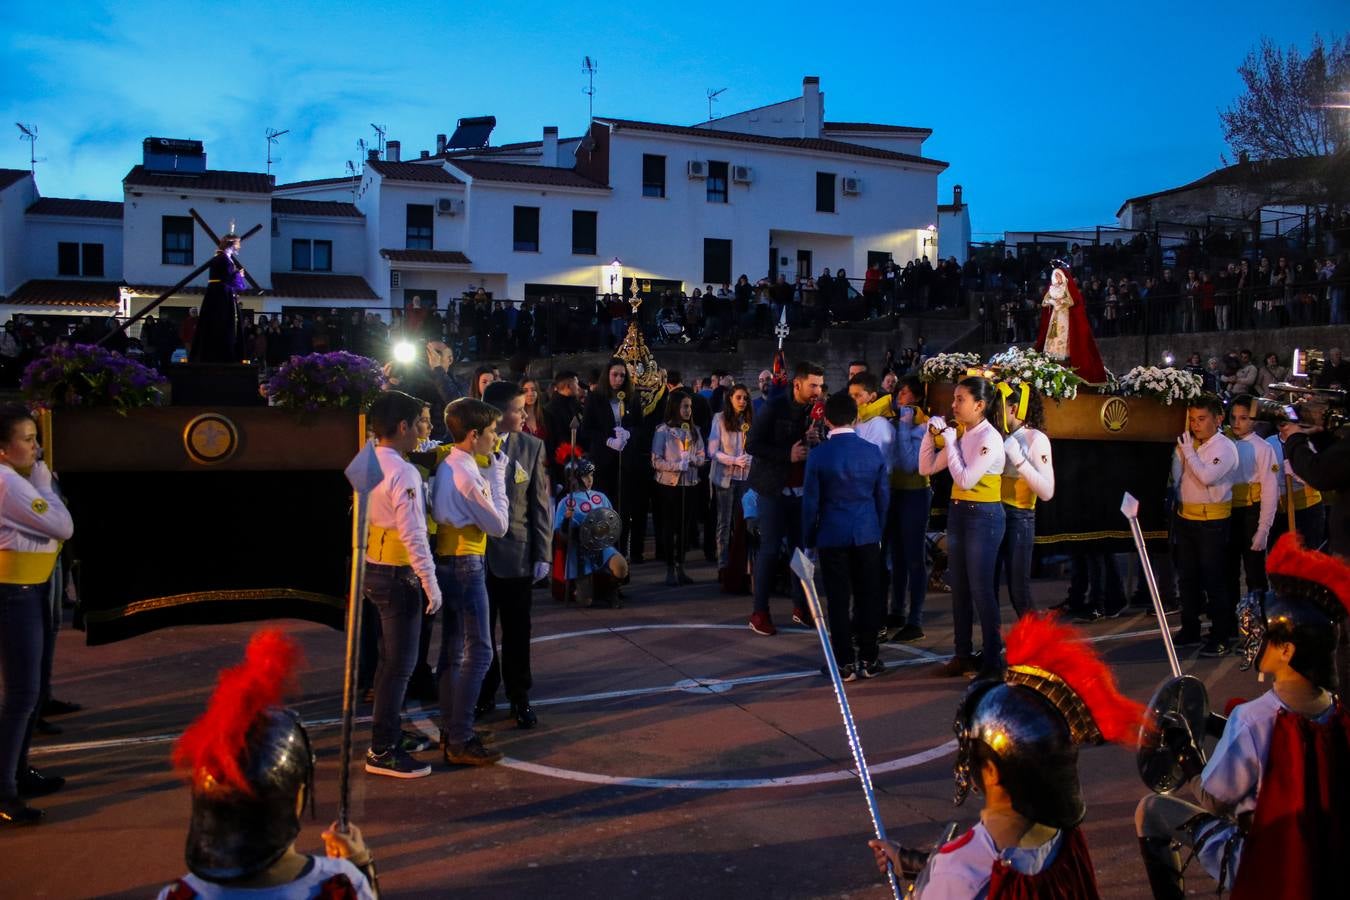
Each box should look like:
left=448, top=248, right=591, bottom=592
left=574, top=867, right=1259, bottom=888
left=1230, top=703, right=1350, bottom=900
left=987, top=826, right=1100, bottom=900
left=1034, top=269, right=1108, bottom=384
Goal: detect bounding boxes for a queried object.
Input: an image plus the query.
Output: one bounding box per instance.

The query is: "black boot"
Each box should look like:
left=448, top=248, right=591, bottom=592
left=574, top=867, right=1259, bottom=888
left=1137, top=837, right=1185, bottom=900
left=665, top=564, right=679, bottom=587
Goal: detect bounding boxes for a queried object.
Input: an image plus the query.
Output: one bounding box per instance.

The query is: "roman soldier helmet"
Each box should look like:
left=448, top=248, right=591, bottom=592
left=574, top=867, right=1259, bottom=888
left=555, top=443, right=595, bottom=492
left=172, top=629, right=314, bottom=883
left=1236, top=533, right=1350, bottom=690
left=953, top=615, right=1144, bottom=829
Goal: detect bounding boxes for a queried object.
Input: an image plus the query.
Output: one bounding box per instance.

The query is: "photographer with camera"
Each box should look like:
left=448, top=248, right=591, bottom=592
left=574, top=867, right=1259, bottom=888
left=1279, top=410, right=1348, bottom=554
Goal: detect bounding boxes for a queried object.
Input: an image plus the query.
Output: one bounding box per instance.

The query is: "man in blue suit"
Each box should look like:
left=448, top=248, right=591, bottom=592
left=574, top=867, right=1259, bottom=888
left=803, top=391, right=890, bottom=680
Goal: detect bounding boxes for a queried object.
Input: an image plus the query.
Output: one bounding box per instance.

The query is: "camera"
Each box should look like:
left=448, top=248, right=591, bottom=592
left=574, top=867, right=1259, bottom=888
left=1264, top=347, right=1348, bottom=432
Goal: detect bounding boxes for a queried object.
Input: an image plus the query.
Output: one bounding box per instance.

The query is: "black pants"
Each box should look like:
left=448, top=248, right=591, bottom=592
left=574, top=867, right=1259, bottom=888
left=819, top=543, right=882, bottom=667
left=700, top=466, right=716, bottom=559
left=1174, top=516, right=1234, bottom=639
left=1226, top=504, right=1268, bottom=600
left=620, top=466, right=652, bottom=561
left=478, top=571, right=534, bottom=706
left=658, top=483, right=698, bottom=564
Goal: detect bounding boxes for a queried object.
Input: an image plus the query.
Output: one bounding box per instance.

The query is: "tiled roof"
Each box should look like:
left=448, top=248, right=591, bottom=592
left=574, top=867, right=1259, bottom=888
left=366, top=160, right=463, bottom=184
left=126, top=283, right=208, bottom=296
left=380, top=249, right=472, bottom=265
left=270, top=273, right=379, bottom=300
left=2, top=279, right=122, bottom=309
left=0, top=169, right=32, bottom=191
left=123, top=166, right=274, bottom=194
left=1115, top=156, right=1331, bottom=217
left=596, top=118, right=948, bottom=169
left=824, top=121, right=932, bottom=136
left=448, top=160, right=609, bottom=190
left=274, top=175, right=360, bottom=191
left=272, top=198, right=363, bottom=218
left=27, top=197, right=124, bottom=219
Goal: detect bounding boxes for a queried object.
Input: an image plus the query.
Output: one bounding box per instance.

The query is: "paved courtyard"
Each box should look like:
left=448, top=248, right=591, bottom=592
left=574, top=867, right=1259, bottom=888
left=13, top=557, right=1248, bottom=898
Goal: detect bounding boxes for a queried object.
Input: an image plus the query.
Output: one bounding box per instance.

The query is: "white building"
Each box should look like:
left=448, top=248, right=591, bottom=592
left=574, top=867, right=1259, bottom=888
left=1, top=77, right=958, bottom=326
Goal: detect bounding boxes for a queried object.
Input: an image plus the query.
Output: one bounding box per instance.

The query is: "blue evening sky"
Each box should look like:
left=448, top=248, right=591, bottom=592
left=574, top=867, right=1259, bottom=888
left=2, top=1, right=1341, bottom=236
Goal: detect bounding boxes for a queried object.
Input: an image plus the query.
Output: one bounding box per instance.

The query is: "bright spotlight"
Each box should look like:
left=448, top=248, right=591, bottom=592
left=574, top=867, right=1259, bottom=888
left=393, top=341, right=416, bottom=364
left=1162, top=351, right=1175, bottom=366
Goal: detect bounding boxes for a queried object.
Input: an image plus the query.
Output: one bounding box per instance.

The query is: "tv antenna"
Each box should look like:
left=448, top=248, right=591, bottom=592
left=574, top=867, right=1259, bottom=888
left=346, top=160, right=360, bottom=198
left=15, top=123, right=43, bottom=173
left=370, top=123, right=386, bottom=157
left=265, top=127, right=289, bottom=175
left=582, top=56, right=598, bottom=121
left=707, top=88, right=727, bottom=121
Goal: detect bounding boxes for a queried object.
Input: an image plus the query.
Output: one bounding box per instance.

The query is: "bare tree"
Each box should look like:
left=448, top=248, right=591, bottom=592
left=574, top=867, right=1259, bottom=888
left=1221, top=34, right=1348, bottom=160
left=1220, top=34, right=1349, bottom=213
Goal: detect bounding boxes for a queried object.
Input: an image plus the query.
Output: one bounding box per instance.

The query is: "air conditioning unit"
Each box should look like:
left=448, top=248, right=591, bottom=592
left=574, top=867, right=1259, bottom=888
left=390, top=270, right=401, bottom=288
left=437, top=197, right=463, bottom=216
left=842, top=177, right=862, bottom=195
left=687, top=160, right=707, bottom=178
left=732, top=165, right=752, bottom=184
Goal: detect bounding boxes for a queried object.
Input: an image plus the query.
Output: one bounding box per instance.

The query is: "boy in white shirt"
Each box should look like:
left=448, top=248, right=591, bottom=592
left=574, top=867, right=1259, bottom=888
left=431, top=399, right=509, bottom=766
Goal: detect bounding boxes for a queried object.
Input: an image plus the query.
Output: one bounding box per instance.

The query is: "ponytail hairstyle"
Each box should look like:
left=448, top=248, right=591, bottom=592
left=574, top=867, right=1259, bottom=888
left=956, top=375, right=1002, bottom=431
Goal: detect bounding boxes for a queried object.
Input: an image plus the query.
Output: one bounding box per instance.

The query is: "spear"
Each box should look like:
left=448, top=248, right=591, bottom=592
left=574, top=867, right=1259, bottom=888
left=790, top=548, right=902, bottom=900
left=1121, top=492, right=1181, bottom=678
left=337, top=439, right=383, bottom=831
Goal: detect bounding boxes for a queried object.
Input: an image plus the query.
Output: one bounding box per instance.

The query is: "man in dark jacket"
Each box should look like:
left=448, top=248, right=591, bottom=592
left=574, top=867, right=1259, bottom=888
left=746, top=361, right=825, bottom=636
left=543, top=371, right=583, bottom=487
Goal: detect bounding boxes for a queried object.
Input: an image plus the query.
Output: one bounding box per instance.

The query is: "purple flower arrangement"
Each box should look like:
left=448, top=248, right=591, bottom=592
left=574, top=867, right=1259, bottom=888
left=265, top=350, right=386, bottom=412
left=21, top=343, right=167, bottom=412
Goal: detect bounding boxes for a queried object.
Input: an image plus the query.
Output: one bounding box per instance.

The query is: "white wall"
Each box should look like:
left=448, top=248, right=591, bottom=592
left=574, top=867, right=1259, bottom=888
left=270, top=215, right=365, bottom=276
left=936, top=208, right=971, bottom=264
left=121, top=189, right=271, bottom=288
left=0, top=174, right=38, bottom=295
left=23, top=217, right=124, bottom=280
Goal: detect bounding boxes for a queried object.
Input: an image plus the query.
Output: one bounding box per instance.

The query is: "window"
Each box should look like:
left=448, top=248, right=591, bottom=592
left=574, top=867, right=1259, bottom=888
left=816, top=172, right=836, bottom=213
left=706, top=161, right=728, bottom=203
left=642, top=154, right=666, bottom=198
left=291, top=239, right=333, bottom=272
left=703, top=238, right=732, bottom=286
left=58, top=242, right=80, bottom=276
left=82, top=242, right=104, bottom=277
left=163, top=216, right=194, bottom=265
left=312, top=240, right=332, bottom=272
left=572, top=210, right=597, bottom=255
left=405, top=204, right=433, bottom=250
left=513, top=206, right=540, bottom=252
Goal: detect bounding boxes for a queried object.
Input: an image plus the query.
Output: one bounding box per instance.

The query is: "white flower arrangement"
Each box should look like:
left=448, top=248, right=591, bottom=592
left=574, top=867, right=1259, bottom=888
left=984, top=346, right=1085, bottom=401
left=1117, top=365, right=1204, bottom=406
left=919, top=351, right=981, bottom=383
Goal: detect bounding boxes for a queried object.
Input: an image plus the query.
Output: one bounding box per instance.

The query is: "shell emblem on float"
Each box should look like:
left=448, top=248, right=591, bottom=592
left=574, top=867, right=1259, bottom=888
left=1099, top=397, right=1130, bottom=434
left=183, top=413, right=240, bottom=465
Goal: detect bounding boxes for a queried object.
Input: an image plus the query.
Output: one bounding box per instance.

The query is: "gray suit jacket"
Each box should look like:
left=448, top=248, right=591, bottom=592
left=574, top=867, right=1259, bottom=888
left=486, top=431, right=551, bottom=579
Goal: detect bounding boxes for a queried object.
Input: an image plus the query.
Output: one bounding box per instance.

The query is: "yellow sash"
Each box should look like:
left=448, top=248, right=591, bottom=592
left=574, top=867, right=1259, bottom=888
left=435, top=523, right=486, bottom=557
left=0, top=549, right=60, bottom=585
left=1001, top=473, right=1037, bottom=510
left=1180, top=500, right=1232, bottom=522
left=952, top=472, right=1001, bottom=503
left=366, top=525, right=412, bottom=566
left=1231, top=482, right=1261, bottom=507
left=1279, top=485, right=1322, bottom=512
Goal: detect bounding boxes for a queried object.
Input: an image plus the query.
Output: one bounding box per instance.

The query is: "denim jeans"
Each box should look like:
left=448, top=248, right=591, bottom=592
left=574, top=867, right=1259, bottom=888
left=888, top=488, right=931, bottom=626
left=0, top=583, right=47, bottom=798
left=365, top=564, right=424, bottom=752
left=436, top=555, right=493, bottom=744
left=715, top=480, right=749, bottom=568
left=946, top=500, right=1005, bottom=662
left=996, top=505, right=1037, bottom=616
left=752, top=492, right=803, bottom=615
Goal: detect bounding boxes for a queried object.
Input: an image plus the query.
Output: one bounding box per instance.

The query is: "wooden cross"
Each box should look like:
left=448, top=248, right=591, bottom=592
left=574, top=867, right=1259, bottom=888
left=189, top=208, right=265, bottom=295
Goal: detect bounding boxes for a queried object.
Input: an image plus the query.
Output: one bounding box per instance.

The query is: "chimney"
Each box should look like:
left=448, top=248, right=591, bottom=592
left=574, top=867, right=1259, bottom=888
left=953, top=184, right=963, bottom=207
left=436, top=133, right=447, bottom=155
left=367, top=148, right=379, bottom=162
left=542, top=126, right=559, bottom=167
left=420, top=149, right=430, bottom=159
left=387, top=140, right=401, bottom=162
left=801, top=76, right=822, bottom=138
